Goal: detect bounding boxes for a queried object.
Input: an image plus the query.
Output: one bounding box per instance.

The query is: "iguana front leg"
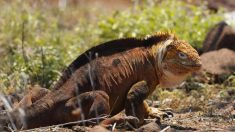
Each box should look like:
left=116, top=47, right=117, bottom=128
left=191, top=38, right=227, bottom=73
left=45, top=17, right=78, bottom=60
left=125, top=81, right=172, bottom=127
left=125, top=80, right=150, bottom=126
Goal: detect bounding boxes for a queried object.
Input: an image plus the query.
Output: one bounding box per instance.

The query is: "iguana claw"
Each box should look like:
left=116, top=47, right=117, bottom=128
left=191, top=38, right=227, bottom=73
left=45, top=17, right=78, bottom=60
left=148, top=107, right=174, bottom=120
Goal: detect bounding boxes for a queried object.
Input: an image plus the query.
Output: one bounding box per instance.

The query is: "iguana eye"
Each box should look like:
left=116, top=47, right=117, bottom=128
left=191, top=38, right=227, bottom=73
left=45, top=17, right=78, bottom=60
left=178, top=52, right=187, bottom=59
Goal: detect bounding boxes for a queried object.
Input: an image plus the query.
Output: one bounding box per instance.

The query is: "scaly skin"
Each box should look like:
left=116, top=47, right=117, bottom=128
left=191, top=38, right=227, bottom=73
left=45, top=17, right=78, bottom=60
left=0, top=32, right=201, bottom=130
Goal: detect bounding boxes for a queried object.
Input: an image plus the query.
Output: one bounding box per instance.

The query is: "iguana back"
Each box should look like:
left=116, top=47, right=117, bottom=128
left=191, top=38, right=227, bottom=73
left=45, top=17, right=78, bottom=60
left=52, top=35, right=168, bottom=90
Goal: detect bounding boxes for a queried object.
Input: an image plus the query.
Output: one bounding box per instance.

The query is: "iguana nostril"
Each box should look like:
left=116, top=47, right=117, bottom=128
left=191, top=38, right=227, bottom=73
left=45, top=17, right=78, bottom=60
left=194, top=61, right=202, bottom=67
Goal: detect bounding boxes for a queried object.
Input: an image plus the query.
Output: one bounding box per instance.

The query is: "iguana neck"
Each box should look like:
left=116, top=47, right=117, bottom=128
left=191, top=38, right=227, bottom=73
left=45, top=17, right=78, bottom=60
left=126, top=47, right=159, bottom=92
left=151, top=41, right=190, bottom=88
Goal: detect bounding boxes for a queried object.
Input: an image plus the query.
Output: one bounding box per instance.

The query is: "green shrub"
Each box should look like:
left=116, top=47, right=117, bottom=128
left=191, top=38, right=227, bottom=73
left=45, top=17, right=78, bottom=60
left=97, top=0, right=223, bottom=48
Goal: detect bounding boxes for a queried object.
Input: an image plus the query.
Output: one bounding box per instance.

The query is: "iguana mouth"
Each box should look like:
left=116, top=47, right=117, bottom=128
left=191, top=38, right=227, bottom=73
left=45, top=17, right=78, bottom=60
left=178, top=59, right=201, bottom=66
left=193, top=63, right=202, bottom=67
left=181, top=62, right=202, bottom=70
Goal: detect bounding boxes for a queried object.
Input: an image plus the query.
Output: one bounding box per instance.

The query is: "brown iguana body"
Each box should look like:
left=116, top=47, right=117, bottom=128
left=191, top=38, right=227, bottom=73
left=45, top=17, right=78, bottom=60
left=1, top=32, right=201, bottom=130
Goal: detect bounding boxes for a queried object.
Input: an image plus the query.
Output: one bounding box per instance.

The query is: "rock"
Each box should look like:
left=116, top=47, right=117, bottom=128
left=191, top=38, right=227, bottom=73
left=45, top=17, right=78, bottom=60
left=136, top=122, right=161, bottom=132
left=72, top=125, right=91, bottom=132
left=206, top=0, right=235, bottom=12
left=200, top=48, right=235, bottom=75
left=20, top=126, right=74, bottom=132
left=89, top=125, right=110, bottom=132
left=202, top=21, right=235, bottom=53
left=146, top=100, right=161, bottom=108
left=183, top=0, right=235, bottom=12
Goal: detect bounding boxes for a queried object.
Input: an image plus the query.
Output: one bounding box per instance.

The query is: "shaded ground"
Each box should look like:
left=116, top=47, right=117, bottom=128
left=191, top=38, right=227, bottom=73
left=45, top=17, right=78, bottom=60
left=163, top=111, right=234, bottom=131
left=16, top=98, right=235, bottom=131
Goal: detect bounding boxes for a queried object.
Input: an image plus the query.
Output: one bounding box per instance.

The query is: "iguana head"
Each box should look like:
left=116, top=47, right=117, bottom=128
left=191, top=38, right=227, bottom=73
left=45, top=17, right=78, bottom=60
left=151, top=32, right=201, bottom=88
left=161, top=39, right=201, bottom=73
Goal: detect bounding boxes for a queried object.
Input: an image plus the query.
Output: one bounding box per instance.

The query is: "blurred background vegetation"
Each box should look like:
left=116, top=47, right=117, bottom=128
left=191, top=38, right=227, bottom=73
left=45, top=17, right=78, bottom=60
left=0, top=0, right=223, bottom=93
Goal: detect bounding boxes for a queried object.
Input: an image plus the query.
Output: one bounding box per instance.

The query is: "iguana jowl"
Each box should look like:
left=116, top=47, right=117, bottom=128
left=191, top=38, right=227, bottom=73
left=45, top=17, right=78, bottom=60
left=1, top=32, right=202, bottom=129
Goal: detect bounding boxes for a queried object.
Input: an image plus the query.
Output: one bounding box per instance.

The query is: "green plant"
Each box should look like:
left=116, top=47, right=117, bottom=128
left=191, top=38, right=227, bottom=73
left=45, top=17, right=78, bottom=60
left=97, top=0, right=223, bottom=48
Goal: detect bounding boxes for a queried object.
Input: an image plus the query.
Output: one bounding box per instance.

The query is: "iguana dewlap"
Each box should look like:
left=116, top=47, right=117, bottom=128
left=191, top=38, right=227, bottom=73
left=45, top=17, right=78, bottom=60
left=1, top=32, right=201, bottom=130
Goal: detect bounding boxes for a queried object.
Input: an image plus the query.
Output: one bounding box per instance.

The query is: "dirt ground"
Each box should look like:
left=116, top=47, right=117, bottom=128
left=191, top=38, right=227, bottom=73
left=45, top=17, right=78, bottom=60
left=16, top=103, right=235, bottom=131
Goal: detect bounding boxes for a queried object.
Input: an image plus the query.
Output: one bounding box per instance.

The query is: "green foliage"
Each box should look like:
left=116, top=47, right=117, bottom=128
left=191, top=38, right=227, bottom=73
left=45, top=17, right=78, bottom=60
left=0, top=0, right=223, bottom=91
left=97, top=0, right=223, bottom=48
left=0, top=1, right=92, bottom=90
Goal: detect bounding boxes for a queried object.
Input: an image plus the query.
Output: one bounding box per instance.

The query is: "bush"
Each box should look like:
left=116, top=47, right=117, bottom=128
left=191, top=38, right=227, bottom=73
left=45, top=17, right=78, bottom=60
left=97, top=0, right=223, bottom=48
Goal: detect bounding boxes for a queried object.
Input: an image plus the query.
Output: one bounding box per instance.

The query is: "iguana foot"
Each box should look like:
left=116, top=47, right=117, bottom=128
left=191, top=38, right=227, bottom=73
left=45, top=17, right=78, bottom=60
left=100, top=112, right=139, bottom=128
left=0, top=111, right=12, bottom=131
left=148, top=107, right=173, bottom=120
left=14, top=86, right=50, bottom=109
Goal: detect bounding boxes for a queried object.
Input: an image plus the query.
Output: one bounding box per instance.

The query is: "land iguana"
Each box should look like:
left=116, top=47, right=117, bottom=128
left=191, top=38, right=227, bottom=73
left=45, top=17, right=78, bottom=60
left=0, top=32, right=202, bottom=130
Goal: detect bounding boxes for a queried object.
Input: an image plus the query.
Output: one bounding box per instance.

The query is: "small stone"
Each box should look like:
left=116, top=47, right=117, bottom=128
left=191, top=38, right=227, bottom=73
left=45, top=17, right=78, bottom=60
left=136, top=122, right=161, bottom=132
left=89, top=125, right=110, bottom=132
